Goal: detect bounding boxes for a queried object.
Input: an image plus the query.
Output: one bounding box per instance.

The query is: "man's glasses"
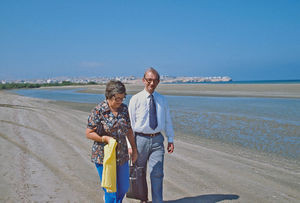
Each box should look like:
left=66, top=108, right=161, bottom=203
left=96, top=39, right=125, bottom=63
left=144, top=78, right=159, bottom=84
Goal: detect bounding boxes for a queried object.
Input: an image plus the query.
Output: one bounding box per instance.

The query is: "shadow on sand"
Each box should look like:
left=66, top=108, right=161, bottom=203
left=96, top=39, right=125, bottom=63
left=163, top=194, right=239, bottom=203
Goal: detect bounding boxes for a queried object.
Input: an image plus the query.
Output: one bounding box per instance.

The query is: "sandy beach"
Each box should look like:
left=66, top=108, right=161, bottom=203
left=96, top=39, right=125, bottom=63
left=1, top=86, right=300, bottom=202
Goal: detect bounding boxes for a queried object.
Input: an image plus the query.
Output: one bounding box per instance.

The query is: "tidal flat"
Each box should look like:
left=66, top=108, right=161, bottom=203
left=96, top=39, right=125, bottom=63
left=1, top=84, right=299, bottom=202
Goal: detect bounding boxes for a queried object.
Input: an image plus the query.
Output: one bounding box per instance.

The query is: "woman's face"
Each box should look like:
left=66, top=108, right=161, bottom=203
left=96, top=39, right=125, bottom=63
left=108, top=93, right=125, bottom=109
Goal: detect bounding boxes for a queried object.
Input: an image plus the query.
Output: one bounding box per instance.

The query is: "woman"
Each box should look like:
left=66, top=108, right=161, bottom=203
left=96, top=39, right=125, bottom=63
left=86, top=80, right=138, bottom=203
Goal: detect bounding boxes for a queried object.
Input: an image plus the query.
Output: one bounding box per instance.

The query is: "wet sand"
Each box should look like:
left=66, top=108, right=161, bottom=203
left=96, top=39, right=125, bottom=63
left=0, top=90, right=299, bottom=202
left=75, top=83, right=300, bottom=98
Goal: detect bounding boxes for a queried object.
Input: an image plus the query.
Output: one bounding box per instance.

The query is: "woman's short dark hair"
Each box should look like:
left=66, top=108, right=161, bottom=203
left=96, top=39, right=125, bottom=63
left=105, top=80, right=126, bottom=99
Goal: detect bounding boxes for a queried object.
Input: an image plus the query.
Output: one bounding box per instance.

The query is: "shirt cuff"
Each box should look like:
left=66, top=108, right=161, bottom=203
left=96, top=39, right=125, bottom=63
left=167, top=136, right=174, bottom=143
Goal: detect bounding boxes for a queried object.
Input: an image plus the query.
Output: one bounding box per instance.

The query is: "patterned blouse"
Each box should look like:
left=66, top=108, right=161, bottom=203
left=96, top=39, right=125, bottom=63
left=87, top=100, right=131, bottom=165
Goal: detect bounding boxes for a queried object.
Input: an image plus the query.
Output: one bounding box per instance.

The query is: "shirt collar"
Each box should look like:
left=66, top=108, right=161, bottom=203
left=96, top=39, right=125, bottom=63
left=101, top=100, right=111, bottom=112
left=143, top=88, right=156, bottom=98
left=102, top=99, right=123, bottom=113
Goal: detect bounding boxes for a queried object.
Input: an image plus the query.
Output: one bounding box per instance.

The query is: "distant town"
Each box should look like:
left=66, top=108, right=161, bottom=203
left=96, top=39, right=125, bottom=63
left=1, top=75, right=232, bottom=85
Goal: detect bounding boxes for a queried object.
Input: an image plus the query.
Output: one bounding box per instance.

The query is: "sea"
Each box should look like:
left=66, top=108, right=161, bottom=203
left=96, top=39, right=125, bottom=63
left=11, top=81, right=300, bottom=160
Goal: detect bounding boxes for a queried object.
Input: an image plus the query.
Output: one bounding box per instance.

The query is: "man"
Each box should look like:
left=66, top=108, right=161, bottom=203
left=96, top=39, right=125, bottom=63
left=128, top=67, right=175, bottom=203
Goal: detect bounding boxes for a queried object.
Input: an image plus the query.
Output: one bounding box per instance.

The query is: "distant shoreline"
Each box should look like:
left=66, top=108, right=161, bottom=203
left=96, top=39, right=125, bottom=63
left=7, top=82, right=300, bottom=99
left=2, top=79, right=300, bottom=91
left=75, top=83, right=300, bottom=99
left=163, top=79, right=300, bottom=84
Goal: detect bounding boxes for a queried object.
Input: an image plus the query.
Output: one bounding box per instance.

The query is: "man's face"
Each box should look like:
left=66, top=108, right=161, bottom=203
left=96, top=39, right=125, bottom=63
left=143, top=71, right=160, bottom=94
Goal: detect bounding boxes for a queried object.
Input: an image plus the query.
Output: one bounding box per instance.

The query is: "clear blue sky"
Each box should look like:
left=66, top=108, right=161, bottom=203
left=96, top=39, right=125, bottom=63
left=1, top=0, right=299, bottom=81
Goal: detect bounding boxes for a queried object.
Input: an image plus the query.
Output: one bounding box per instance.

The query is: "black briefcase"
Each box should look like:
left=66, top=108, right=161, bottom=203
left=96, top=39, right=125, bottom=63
left=126, top=163, right=148, bottom=201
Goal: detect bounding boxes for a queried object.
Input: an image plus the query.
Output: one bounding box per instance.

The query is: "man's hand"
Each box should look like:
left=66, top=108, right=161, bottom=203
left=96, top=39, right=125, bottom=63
left=131, top=148, right=138, bottom=163
left=167, top=142, right=174, bottom=153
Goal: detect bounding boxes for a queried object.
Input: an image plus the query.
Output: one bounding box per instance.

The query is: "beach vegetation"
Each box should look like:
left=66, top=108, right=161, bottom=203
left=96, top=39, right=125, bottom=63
left=0, top=81, right=99, bottom=90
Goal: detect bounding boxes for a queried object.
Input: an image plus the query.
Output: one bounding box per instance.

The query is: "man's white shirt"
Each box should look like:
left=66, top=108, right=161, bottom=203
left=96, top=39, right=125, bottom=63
left=128, top=89, right=174, bottom=143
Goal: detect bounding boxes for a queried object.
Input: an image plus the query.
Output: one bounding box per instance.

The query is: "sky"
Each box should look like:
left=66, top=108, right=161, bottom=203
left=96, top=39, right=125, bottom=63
left=0, top=0, right=300, bottom=81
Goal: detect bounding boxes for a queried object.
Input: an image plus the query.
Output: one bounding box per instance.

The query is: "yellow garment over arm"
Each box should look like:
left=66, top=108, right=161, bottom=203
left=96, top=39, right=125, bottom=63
left=101, top=138, right=117, bottom=193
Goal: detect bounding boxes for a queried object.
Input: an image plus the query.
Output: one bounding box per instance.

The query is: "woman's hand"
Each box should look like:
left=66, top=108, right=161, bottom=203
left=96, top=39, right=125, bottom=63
left=127, top=147, right=133, bottom=156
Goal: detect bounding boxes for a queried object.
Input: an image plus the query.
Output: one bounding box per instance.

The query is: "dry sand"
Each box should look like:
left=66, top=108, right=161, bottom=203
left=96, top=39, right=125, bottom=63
left=1, top=88, right=299, bottom=203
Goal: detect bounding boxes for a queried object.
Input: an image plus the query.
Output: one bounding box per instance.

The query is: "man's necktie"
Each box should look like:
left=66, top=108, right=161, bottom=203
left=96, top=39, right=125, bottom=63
left=149, top=94, right=158, bottom=130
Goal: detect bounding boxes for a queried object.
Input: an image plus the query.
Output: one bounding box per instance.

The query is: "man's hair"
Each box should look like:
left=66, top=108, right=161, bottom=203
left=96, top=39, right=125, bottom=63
left=144, top=67, right=160, bottom=80
left=105, top=80, right=126, bottom=99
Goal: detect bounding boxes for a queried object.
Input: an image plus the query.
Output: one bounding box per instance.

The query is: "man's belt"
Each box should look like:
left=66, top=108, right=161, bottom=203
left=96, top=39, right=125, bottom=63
left=135, top=132, right=160, bottom=137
